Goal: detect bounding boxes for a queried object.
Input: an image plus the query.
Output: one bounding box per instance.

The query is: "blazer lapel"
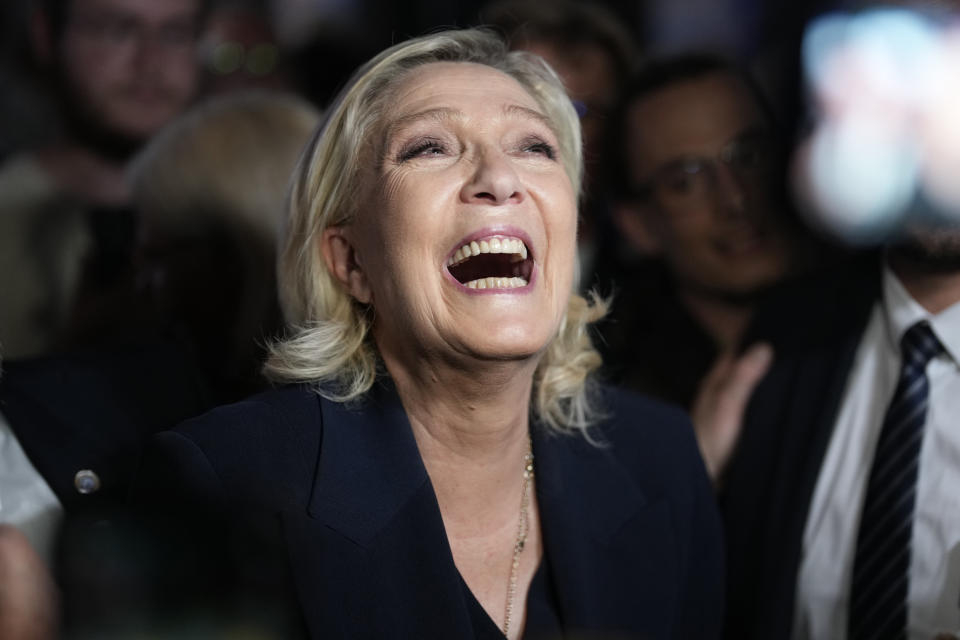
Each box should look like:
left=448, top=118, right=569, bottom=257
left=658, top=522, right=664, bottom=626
left=281, top=379, right=474, bottom=639
left=534, top=425, right=680, bottom=635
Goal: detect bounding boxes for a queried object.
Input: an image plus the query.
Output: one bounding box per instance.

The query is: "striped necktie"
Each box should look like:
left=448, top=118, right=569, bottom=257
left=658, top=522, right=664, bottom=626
left=848, top=320, right=944, bottom=640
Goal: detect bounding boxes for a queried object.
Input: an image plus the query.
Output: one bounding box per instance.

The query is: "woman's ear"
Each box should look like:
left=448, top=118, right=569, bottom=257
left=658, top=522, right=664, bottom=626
left=320, top=227, right=373, bottom=304
left=612, top=202, right=663, bottom=256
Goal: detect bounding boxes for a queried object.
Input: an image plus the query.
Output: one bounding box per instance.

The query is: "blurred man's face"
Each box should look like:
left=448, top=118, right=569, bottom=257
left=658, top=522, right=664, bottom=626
left=621, top=72, right=793, bottom=299
left=59, top=0, right=201, bottom=142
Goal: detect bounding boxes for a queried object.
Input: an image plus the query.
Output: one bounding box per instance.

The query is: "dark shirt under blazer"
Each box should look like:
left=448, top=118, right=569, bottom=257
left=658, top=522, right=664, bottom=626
left=133, top=379, right=724, bottom=639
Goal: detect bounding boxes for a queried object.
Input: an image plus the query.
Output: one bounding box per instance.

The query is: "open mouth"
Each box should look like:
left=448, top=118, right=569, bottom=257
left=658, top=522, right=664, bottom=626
left=446, top=236, right=533, bottom=290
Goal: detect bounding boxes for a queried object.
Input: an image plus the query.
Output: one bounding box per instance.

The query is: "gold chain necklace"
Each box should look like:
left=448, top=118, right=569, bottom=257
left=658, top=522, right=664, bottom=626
left=502, top=442, right=534, bottom=637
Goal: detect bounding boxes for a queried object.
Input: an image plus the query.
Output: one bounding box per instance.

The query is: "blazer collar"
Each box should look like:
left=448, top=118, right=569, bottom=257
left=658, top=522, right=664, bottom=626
left=308, top=378, right=430, bottom=547
left=533, top=419, right=650, bottom=628
left=533, top=424, right=647, bottom=545
left=302, top=378, right=657, bottom=635
left=309, top=379, right=646, bottom=551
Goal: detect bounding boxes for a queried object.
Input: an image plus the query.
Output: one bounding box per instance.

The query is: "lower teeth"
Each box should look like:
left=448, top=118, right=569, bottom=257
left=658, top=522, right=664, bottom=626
left=465, top=276, right=528, bottom=289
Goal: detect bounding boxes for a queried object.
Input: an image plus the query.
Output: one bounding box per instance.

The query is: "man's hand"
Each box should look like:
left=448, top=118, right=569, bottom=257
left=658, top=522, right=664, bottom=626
left=692, top=343, right=774, bottom=484
left=0, top=525, right=58, bottom=640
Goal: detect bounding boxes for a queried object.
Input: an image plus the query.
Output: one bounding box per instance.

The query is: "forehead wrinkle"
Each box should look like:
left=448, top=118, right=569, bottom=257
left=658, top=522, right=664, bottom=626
left=386, top=102, right=550, bottom=142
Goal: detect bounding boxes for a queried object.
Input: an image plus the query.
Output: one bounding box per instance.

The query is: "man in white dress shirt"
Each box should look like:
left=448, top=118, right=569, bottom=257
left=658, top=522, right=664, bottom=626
left=794, top=231, right=960, bottom=639
left=710, top=227, right=960, bottom=640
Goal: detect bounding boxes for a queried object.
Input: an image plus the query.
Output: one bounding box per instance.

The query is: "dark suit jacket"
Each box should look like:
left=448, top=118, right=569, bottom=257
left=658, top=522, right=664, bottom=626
left=719, top=255, right=881, bottom=639
left=133, top=379, right=724, bottom=639
left=0, top=340, right=209, bottom=513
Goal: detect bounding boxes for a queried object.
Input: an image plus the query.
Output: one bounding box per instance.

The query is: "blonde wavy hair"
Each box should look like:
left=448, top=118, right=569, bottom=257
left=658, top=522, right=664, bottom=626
left=265, top=28, right=608, bottom=435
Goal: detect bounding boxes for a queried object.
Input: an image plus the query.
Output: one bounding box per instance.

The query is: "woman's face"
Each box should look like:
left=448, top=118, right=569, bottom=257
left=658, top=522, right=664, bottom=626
left=333, top=61, right=578, bottom=368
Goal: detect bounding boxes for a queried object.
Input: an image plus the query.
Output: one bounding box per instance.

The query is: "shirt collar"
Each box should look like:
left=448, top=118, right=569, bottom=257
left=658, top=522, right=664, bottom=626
left=881, top=264, right=960, bottom=366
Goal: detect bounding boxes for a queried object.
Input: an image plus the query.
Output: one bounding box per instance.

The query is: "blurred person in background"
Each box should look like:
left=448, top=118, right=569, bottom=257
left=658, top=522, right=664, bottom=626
left=0, top=337, right=208, bottom=640
left=0, top=0, right=205, bottom=359
left=599, top=54, right=802, bottom=410
left=716, top=199, right=960, bottom=640
left=0, top=91, right=317, bottom=638
left=124, top=90, right=320, bottom=401
left=0, top=2, right=60, bottom=161
left=0, top=342, right=208, bottom=640
left=701, top=7, right=960, bottom=638
left=482, top=0, right=639, bottom=288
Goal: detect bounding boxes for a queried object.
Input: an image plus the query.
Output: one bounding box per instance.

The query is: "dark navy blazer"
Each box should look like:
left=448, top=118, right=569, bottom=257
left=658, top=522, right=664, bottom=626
left=0, top=341, right=209, bottom=513
left=133, top=379, right=724, bottom=639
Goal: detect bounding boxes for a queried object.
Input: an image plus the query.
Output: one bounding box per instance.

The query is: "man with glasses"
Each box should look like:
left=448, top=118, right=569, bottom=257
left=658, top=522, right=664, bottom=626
left=0, top=0, right=204, bottom=359
left=598, top=54, right=800, bottom=410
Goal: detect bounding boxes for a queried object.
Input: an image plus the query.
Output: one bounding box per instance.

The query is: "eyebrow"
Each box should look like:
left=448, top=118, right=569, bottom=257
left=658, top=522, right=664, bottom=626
left=502, top=104, right=552, bottom=128
left=384, top=103, right=553, bottom=141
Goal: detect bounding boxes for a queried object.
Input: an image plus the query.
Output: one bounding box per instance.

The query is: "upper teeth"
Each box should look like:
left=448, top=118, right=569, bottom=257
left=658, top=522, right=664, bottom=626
left=447, top=236, right=528, bottom=267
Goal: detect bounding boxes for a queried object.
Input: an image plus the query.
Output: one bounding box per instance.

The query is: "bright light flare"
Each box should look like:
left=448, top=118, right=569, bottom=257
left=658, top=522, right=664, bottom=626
left=796, top=7, right=960, bottom=243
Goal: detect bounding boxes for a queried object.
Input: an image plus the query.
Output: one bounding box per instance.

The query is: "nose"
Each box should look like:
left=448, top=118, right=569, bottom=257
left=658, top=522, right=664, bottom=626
left=714, top=163, right=749, bottom=219
left=460, top=148, right=524, bottom=205
left=132, top=35, right=164, bottom=77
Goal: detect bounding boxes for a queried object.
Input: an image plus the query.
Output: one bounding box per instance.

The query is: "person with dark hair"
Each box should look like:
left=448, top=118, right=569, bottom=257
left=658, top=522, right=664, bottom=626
left=0, top=0, right=205, bottom=359
left=699, top=12, right=960, bottom=634
left=598, top=53, right=800, bottom=411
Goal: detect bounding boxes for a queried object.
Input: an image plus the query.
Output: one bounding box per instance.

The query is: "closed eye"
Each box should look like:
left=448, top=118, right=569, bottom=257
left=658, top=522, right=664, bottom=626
left=397, top=138, right=448, bottom=162
left=520, top=137, right=557, bottom=160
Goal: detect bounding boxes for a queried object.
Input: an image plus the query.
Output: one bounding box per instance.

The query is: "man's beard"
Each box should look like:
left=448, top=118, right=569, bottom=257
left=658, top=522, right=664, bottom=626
left=891, top=224, right=960, bottom=272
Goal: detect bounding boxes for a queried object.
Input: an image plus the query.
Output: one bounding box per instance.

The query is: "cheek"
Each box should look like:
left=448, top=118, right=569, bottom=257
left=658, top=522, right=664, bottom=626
left=546, top=195, right=579, bottom=291
left=62, top=50, right=108, bottom=97
left=544, top=178, right=578, bottom=233
left=379, top=171, right=410, bottom=221
left=351, top=191, right=422, bottom=299
left=163, top=50, right=200, bottom=89
left=374, top=171, right=447, bottom=263
left=663, top=214, right=712, bottom=247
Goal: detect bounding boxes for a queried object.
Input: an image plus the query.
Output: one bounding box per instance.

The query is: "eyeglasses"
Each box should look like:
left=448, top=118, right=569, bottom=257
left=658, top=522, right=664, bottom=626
left=631, top=133, right=776, bottom=211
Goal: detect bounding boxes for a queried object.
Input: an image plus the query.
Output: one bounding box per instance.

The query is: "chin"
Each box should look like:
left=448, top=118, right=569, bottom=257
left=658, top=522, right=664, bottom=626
left=109, top=102, right=185, bottom=139
left=687, top=273, right=777, bottom=303
left=894, top=228, right=960, bottom=270
left=463, top=324, right=553, bottom=363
